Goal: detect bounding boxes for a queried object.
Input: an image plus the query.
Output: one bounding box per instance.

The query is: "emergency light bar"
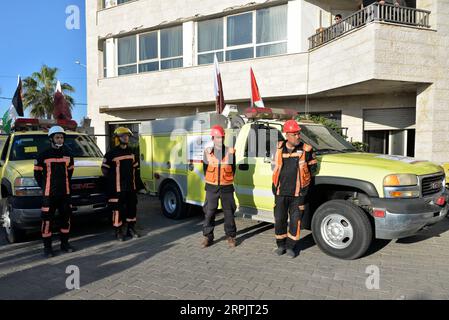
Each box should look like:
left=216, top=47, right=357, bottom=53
left=13, top=118, right=78, bottom=132
left=245, top=107, right=298, bottom=120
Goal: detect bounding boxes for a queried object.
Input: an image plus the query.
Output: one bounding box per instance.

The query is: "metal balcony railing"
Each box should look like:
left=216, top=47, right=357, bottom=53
left=308, top=3, right=431, bottom=50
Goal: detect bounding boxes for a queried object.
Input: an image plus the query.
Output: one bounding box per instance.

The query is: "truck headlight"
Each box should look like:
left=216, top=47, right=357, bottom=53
left=383, top=174, right=419, bottom=198
left=383, top=174, right=418, bottom=187
left=14, top=177, right=42, bottom=196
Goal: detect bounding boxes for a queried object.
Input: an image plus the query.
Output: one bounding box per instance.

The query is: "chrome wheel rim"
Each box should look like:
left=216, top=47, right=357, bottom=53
left=164, top=191, right=177, bottom=214
left=320, top=214, right=354, bottom=249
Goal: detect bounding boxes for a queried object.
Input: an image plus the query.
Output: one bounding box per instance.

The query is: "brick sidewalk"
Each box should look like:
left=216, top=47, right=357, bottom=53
left=1, top=195, right=448, bottom=300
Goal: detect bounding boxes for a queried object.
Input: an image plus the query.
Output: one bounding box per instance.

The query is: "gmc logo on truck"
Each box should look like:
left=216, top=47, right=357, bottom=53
left=430, top=181, right=443, bottom=190
left=71, top=183, right=96, bottom=190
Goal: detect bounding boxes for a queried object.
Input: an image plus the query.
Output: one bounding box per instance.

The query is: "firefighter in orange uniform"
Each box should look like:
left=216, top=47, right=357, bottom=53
left=272, top=120, right=317, bottom=258
left=202, top=125, right=237, bottom=248
left=34, top=126, right=75, bottom=258
left=102, top=127, right=140, bottom=241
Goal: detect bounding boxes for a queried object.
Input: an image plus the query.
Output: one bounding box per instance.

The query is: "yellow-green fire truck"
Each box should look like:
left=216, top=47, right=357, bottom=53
left=139, top=107, right=448, bottom=260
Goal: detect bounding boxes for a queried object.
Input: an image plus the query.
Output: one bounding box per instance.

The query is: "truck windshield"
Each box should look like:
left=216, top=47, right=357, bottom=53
left=9, top=134, right=103, bottom=161
left=300, top=125, right=356, bottom=153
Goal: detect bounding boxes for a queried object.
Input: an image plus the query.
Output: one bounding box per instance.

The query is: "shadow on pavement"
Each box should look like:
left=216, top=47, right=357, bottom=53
left=396, top=218, right=449, bottom=244
left=0, top=196, right=206, bottom=300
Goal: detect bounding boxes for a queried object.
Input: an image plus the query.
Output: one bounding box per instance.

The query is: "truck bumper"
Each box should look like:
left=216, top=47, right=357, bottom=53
left=370, top=192, right=449, bottom=239
left=9, top=195, right=109, bottom=231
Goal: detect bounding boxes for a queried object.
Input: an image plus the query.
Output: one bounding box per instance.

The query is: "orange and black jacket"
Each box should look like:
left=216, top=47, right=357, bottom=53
left=102, top=146, right=139, bottom=195
left=202, top=144, right=236, bottom=193
left=272, top=140, right=318, bottom=196
left=34, top=147, right=75, bottom=197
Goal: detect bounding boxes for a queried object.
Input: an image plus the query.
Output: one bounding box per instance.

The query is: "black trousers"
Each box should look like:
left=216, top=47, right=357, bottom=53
left=108, top=191, right=137, bottom=228
left=203, top=190, right=237, bottom=240
left=41, top=196, right=72, bottom=244
left=274, top=195, right=306, bottom=250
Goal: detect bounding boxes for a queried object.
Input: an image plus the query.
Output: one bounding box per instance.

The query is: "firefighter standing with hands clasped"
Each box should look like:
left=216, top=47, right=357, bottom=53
left=202, top=124, right=238, bottom=248
left=272, top=120, right=317, bottom=258
left=102, top=127, right=141, bottom=241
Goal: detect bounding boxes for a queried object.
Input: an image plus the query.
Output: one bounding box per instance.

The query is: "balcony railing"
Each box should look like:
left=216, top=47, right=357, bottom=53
left=309, top=3, right=431, bottom=50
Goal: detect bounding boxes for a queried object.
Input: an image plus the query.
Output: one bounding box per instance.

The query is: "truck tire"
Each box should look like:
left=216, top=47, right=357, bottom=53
left=311, top=200, right=372, bottom=260
left=160, top=183, right=188, bottom=220
left=1, top=197, right=26, bottom=244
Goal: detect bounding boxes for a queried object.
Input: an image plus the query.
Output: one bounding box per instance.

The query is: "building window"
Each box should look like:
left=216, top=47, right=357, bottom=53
left=117, top=35, right=137, bottom=75
left=102, top=0, right=133, bottom=9
left=139, top=31, right=159, bottom=73
left=116, top=25, right=183, bottom=76
left=160, top=26, right=183, bottom=70
left=103, top=41, right=107, bottom=78
left=197, top=5, right=287, bottom=65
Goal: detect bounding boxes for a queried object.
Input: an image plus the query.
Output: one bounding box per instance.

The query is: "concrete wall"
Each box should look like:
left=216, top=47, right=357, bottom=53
left=414, top=0, right=449, bottom=163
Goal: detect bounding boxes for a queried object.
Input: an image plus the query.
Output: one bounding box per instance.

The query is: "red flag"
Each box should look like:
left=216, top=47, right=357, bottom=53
left=250, top=68, right=265, bottom=109
left=213, top=54, right=225, bottom=114
left=53, top=81, right=72, bottom=120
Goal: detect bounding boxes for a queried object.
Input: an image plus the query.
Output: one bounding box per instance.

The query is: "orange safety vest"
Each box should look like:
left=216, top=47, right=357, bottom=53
left=204, top=147, right=235, bottom=186
left=272, top=141, right=314, bottom=196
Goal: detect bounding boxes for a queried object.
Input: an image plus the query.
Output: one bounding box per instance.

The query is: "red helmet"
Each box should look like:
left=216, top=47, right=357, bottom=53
left=211, top=125, right=225, bottom=137
left=283, top=120, right=301, bottom=133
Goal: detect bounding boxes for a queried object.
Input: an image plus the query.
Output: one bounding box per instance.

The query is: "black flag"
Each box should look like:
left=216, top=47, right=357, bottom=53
left=12, top=77, right=24, bottom=117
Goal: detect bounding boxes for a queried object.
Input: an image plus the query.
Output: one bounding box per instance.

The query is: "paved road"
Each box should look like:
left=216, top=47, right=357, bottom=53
left=1, top=195, right=449, bottom=300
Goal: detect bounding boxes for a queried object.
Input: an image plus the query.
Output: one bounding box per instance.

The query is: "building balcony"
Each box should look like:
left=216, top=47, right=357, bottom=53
left=309, top=3, right=431, bottom=49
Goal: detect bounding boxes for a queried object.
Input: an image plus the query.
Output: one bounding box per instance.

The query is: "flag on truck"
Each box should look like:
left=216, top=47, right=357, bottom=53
left=213, top=54, right=225, bottom=114
left=53, top=80, right=72, bottom=120
left=1, top=76, right=23, bottom=133
left=12, top=76, right=24, bottom=117
left=250, top=68, right=265, bottom=109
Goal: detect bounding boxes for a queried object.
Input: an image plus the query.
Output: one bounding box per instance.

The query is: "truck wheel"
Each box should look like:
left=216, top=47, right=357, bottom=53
left=1, top=198, right=25, bottom=244
left=160, top=183, right=188, bottom=220
left=311, top=200, right=372, bottom=260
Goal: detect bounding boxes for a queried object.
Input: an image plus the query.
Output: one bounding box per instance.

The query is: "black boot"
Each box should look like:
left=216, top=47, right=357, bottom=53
left=127, top=223, right=140, bottom=239
left=60, top=234, right=75, bottom=253
left=43, top=238, right=55, bottom=258
left=115, top=226, right=125, bottom=241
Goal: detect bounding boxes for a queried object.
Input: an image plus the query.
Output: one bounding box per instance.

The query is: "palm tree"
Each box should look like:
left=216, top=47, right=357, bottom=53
left=22, top=65, right=75, bottom=119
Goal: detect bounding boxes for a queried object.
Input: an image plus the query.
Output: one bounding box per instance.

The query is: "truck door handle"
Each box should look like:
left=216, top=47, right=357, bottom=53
left=239, top=164, right=249, bottom=171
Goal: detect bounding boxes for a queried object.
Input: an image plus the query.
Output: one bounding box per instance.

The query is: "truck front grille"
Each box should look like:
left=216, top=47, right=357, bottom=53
left=421, top=174, right=445, bottom=197
left=70, top=177, right=106, bottom=195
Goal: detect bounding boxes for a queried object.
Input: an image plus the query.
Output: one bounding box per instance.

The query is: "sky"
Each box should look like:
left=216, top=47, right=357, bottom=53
left=0, top=0, right=87, bottom=123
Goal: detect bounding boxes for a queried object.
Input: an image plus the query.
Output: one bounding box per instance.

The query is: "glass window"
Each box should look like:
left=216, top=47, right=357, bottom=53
left=161, top=58, right=183, bottom=70
left=256, top=42, right=287, bottom=57
left=197, top=5, right=288, bottom=65
left=139, top=62, right=159, bottom=73
left=139, top=32, right=158, bottom=61
left=161, top=26, right=183, bottom=59
left=226, top=47, right=253, bottom=61
left=118, top=65, right=137, bottom=76
left=118, top=35, right=136, bottom=65
left=103, top=41, right=107, bottom=77
left=256, top=5, right=287, bottom=44
left=227, top=13, right=253, bottom=47
left=198, top=52, right=223, bottom=65
left=198, top=18, right=223, bottom=52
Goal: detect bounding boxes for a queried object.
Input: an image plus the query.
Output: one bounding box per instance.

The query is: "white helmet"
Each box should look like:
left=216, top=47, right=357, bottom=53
left=48, top=125, right=65, bottom=137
